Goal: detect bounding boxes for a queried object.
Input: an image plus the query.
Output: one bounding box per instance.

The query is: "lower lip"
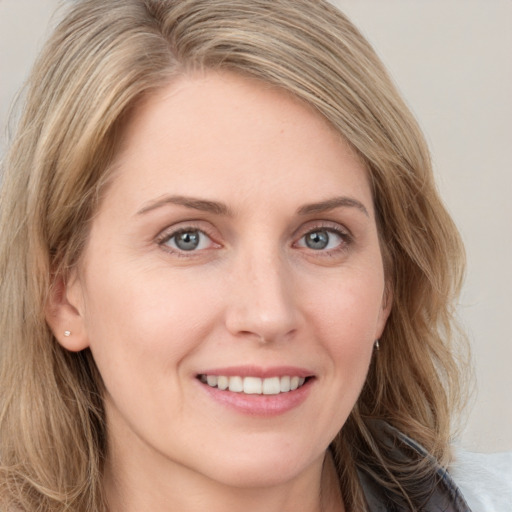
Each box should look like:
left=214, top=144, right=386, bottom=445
left=197, top=378, right=314, bottom=417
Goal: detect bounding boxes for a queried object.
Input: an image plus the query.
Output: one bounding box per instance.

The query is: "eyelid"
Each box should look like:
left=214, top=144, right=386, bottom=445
left=292, top=221, right=353, bottom=253
left=293, top=220, right=352, bottom=240
left=154, top=219, right=353, bottom=257
left=155, top=221, right=221, bottom=254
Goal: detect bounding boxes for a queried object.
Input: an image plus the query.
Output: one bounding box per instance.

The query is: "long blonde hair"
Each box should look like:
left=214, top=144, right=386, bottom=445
left=0, top=1, right=468, bottom=510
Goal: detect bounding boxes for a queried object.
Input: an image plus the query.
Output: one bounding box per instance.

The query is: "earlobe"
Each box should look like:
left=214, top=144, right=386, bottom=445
left=45, top=274, right=90, bottom=352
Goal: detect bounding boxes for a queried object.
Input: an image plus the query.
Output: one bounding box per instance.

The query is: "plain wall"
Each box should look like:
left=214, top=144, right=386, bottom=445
left=1, top=0, right=511, bottom=452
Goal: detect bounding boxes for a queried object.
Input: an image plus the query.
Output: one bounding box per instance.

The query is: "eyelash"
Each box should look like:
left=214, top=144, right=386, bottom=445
left=155, top=222, right=353, bottom=257
left=155, top=223, right=219, bottom=257
left=294, top=224, right=353, bottom=256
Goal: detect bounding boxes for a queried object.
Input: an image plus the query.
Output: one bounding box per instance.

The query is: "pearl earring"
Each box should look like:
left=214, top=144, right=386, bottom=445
left=374, top=339, right=380, bottom=350
left=64, top=330, right=71, bottom=337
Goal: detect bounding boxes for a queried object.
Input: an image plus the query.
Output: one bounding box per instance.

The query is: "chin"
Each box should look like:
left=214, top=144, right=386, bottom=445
left=193, top=441, right=325, bottom=489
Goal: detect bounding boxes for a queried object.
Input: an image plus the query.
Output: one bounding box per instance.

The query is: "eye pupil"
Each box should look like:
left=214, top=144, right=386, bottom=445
left=305, top=230, right=329, bottom=250
left=175, top=231, right=200, bottom=251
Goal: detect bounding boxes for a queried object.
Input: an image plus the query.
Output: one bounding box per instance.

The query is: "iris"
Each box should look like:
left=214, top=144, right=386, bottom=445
left=305, top=230, right=329, bottom=250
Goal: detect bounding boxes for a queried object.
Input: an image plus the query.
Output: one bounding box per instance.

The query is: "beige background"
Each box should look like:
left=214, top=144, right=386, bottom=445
left=1, top=0, right=511, bottom=452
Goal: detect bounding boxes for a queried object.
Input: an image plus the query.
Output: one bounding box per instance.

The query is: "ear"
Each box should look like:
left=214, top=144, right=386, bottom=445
left=375, top=280, right=393, bottom=340
left=45, top=272, right=90, bottom=352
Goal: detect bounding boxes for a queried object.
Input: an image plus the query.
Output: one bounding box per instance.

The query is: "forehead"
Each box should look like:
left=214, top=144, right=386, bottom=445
left=106, top=71, right=373, bottom=216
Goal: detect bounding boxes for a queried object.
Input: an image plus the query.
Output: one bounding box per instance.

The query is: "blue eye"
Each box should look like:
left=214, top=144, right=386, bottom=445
left=298, top=229, right=344, bottom=251
left=163, top=229, right=212, bottom=252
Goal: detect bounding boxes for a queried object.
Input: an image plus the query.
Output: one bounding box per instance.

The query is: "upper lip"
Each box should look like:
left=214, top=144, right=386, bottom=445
left=196, top=365, right=314, bottom=379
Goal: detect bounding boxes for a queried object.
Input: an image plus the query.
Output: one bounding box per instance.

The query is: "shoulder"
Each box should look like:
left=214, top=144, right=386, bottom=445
left=449, top=447, right=512, bottom=512
left=358, top=421, right=473, bottom=511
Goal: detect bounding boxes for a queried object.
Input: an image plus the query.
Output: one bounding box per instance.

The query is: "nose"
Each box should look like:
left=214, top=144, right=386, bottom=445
left=224, top=248, right=299, bottom=344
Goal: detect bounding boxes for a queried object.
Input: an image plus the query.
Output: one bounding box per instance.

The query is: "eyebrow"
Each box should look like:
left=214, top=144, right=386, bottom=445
left=297, top=196, right=369, bottom=217
left=137, top=194, right=369, bottom=217
left=137, top=195, right=232, bottom=216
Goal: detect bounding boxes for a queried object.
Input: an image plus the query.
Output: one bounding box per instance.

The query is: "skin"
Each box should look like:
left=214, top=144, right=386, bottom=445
left=48, top=71, right=391, bottom=512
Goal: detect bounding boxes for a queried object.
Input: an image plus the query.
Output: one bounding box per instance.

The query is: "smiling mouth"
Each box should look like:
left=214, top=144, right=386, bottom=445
left=198, top=374, right=310, bottom=395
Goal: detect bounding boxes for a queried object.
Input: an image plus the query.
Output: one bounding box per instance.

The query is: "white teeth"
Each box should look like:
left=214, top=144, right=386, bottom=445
left=262, top=377, right=280, bottom=395
left=206, top=375, right=218, bottom=387
left=217, top=376, right=229, bottom=390
left=280, top=375, right=291, bottom=392
left=228, top=376, right=243, bottom=392
left=243, top=376, right=262, bottom=394
left=201, top=375, right=309, bottom=394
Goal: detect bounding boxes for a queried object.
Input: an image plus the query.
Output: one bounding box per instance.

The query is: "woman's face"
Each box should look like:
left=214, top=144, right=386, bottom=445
left=61, top=72, right=391, bottom=489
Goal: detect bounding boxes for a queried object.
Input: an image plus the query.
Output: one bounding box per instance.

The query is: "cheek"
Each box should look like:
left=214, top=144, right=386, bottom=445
left=302, top=267, right=384, bottom=382
left=80, top=263, right=221, bottom=380
left=307, top=271, right=385, bottom=340
left=294, top=272, right=382, bottom=442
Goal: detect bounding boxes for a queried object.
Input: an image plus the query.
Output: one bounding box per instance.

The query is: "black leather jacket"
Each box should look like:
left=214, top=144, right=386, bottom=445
left=358, top=422, right=472, bottom=511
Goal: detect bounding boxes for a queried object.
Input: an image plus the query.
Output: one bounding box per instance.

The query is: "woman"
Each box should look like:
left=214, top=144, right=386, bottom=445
left=0, top=0, right=470, bottom=510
